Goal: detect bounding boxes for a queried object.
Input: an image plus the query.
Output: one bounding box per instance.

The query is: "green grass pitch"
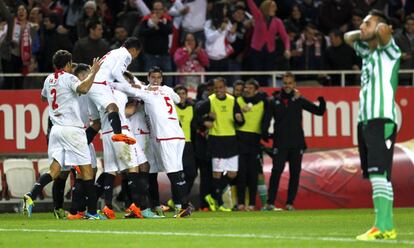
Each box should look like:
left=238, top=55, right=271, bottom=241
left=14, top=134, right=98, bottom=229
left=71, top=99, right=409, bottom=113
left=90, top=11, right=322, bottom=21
left=0, top=208, right=413, bottom=247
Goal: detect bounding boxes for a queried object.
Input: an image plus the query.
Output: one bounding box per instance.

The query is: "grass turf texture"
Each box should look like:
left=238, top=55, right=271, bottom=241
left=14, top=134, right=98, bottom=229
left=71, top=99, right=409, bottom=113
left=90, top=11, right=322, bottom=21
left=0, top=208, right=413, bottom=247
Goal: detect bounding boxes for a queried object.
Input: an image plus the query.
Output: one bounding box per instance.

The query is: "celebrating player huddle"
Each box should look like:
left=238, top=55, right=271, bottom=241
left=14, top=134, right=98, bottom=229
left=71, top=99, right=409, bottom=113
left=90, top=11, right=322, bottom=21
left=23, top=37, right=192, bottom=220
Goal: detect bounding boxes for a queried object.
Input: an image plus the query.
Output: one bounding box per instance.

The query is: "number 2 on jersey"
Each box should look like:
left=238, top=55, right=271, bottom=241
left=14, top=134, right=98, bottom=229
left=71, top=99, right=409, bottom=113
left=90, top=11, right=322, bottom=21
left=164, top=96, right=173, bottom=114
left=51, top=88, right=59, bottom=110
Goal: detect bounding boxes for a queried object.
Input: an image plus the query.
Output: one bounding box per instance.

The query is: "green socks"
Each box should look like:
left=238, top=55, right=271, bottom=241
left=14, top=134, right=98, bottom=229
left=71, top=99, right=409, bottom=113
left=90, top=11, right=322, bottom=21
left=369, top=174, right=394, bottom=232
left=257, top=174, right=267, bottom=206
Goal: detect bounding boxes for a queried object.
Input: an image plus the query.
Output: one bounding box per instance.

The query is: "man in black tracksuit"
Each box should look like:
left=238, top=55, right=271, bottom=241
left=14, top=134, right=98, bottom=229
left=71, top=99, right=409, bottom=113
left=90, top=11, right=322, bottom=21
left=263, top=72, right=326, bottom=211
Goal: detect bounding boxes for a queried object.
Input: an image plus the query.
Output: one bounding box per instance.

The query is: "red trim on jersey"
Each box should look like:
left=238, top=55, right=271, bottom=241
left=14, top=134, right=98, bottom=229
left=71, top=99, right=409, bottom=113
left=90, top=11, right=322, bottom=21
left=101, top=125, right=130, bottom=135
left=156, top=137, right=185, bottom=141
left=168, top=117, right=177, bottom=120
left=94, top=81, right=107, bottom=85
left=139, top=130, right=150, bottom=135
left=54, top=69, right=64, bottom=79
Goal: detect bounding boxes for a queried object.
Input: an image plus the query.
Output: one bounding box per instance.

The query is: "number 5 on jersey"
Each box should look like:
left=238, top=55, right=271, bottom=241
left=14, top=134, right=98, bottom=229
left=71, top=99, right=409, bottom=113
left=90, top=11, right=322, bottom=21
left=164, top=96, right=173, bottom=115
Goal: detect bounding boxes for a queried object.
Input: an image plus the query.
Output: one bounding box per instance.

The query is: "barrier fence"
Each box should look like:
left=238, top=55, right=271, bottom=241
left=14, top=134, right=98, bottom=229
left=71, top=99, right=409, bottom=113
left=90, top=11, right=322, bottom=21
left=1, top=69, right=414, bottom=87
left=1, top=87, right=414, bottom=154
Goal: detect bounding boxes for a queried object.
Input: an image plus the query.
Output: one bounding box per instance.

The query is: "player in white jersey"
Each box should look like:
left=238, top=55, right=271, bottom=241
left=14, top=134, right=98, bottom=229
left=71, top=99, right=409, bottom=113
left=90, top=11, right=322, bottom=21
left=96, top=71, right=160, bottom=219
left=86, top=37, right=142, bottom=146
left=23, top=50, right=105, bottom=219
left=114, top=66, right=192, bottom=218
left=62, top=64, right=100, bottom=220
left=344, top=10, right=400, bottom=241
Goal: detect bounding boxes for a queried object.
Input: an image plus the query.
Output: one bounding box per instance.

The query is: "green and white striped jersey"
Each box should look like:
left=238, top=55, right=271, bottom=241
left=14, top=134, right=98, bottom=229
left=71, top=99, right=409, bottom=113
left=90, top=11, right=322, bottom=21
left=354, top=38, right=401, bottom=124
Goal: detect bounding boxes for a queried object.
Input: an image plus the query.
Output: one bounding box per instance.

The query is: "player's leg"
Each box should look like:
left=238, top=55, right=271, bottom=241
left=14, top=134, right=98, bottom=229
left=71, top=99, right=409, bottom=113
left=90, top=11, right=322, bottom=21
left=197, top=157, right=212, bottom=211
left=52, top=170, right=70, bottom=219
left=79, top=164, right=105, bottom=219
left=68, top=171, right=86, bottom=220
left=236, top=153, right=248, bottom=210
left=88, top=84, right=135, bottom=144
left=182, top=143, right=197, bottom=196
left=356, top=120, right=397, bottom=240
left=23, top=159, right=62, bottom=217
left=161, top=140, right=192, bottom=217
left=265, top=148, right=288, bottom=210
left=285, top=148, right=304, bottom=210
left=246, top=153, right=260, bottom=210
left=220, top=156, right=239, bottom=212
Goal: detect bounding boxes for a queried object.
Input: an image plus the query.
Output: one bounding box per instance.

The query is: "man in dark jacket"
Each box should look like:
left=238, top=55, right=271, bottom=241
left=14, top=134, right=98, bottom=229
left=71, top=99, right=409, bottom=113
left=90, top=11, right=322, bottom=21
left=39, top=12, right=73, bottom=72
left=263, top=72, right=326, bottom=211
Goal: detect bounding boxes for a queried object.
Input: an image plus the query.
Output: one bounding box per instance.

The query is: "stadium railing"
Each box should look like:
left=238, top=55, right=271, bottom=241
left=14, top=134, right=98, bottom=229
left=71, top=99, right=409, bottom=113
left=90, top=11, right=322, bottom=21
left=1, top=69, right=414, bottom=87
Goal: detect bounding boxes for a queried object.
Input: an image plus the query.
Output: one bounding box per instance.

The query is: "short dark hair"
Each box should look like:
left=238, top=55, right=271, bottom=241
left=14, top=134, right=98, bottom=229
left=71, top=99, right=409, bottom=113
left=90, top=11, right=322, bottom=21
left=214, top=77, right=227, bottom=86
left=123, top=70, right=135, bottom=82
left=123, top=37, right=142, bottom=50
left=233, top=80, right=245, bottom=88
left=53, top=50, right=72, bottom=70
left=329, top=29, right=343, bottom=38
left=87, top=20, right=102, bottom=32
left=73, top=63, right=90, bottom=77
left=174, top=85, right=188, bottom=94
left=245, top=79, right=259, bottom=89
left=283, top=71, right=296, bottom=81
left=45, top=12, right=60, bottom=26
left=369, top=9, right=389, bottom=25
left=148, top=66, right=163, bottom=77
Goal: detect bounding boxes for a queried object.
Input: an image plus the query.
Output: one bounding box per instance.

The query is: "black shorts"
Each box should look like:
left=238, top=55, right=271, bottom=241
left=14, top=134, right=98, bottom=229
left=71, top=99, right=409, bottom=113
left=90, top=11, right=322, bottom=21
left=357, top=119, right=397, bottom=180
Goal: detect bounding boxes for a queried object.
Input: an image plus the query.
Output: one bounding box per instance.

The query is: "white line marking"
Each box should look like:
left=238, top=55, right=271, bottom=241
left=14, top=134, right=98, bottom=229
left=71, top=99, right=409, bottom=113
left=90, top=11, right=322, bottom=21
left=0, top=228, right=413, bottom=245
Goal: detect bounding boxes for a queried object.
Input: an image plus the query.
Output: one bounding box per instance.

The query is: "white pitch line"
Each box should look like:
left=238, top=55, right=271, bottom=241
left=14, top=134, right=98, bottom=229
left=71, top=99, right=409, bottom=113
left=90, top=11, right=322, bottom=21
left=0, top=228, right=413, bottom=245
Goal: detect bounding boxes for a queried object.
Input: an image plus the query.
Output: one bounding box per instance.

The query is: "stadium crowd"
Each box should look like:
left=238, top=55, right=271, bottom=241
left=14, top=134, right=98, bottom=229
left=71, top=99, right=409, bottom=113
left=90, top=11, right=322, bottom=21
left=0, top=0, right=413, bottom=90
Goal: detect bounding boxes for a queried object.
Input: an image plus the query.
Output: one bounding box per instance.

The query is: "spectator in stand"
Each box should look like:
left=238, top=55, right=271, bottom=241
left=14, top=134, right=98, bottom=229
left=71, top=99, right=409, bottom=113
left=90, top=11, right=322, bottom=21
left=110, top=25, right=128, bottom=50
left=137, top=0, right=173, bottom=85
left=388, top=0, right=414, bottom=23
left=59, top=0, right=84, bottom=43
left=318, top=0, right=353, bottom=34
left=39, top=12, right=73, bottom=72
left=96, top=0, right=113, bottom=30
left=174, top=32, right=209, bottom=89
left=324, top=29, right=360, bottom=85
left=297, top=0, right=320, bottom=25
left=394, top=15, right=414, bottom=85
left=290, top=23, right=326, bottom=83
left=172, top=0, right=207, bottom=43
left=292, top=24, right=324, bottom=70
left=246, top=0, right=291, bottom=86
left=344, top=9, right=364, bottom=33
left=351, top=0, right=387, bottom=16
left=229, top=5, right=252, bottom=82
left=29, top=6, right=43, bottom=27
left=0, top=2, right=38, bottom=89
left=284, top=4, right=307, bottom=33
left=76, top=1, right=110, bottom=40
left=73, top=20, right=109, bottom=65
left=116, top=0, right=141, bottom=36
left=204, top=1, right=236, bottom=82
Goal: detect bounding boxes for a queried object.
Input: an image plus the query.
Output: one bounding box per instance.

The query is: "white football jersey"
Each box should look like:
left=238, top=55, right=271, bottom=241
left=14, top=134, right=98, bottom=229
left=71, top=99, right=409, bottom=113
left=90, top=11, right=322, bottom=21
left=133, top=86, right=184, bottom=140
left=128, top=103, right=150, bottom=136
left=41, top=71, right=84, bottom=128
left=78, top=95, right=91, bottom=128
left=94, top=47, right=132, bottom=84
left=101, top=89, right=130, bottom=133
